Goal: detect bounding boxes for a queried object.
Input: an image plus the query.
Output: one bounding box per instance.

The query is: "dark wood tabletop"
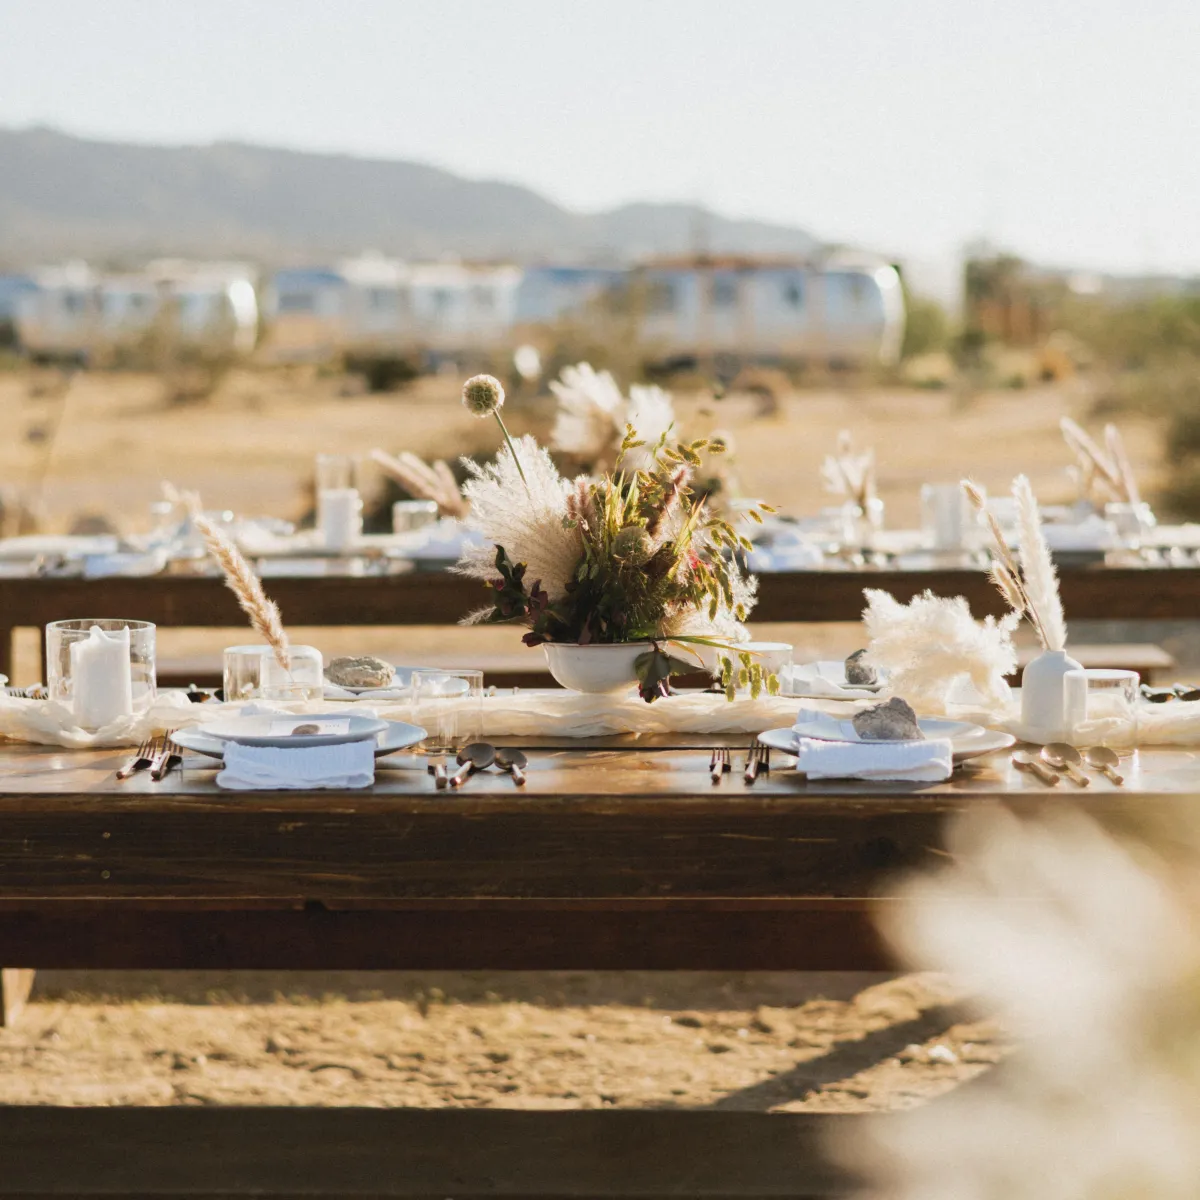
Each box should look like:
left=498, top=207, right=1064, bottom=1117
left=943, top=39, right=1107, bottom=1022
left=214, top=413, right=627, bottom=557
left=2, top=561, right=1197, bottom=679
left=0, top=740, right=1194, bottom=975
left=1, top=739, right=1193, bottom=1198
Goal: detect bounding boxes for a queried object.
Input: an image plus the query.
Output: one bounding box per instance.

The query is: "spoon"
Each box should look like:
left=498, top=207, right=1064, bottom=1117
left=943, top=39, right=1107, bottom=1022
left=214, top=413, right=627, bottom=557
left=449, top=742, right=496, bottom=788
left=1012, top=750, right=1060, bottom=786
left=494, top=748, right=527, bottom=786
left=426, top=753, right=448, bottom=790
left=1041, top=743, right=1091, bottom=787
left=1084, top=746, right=1125, bottom=785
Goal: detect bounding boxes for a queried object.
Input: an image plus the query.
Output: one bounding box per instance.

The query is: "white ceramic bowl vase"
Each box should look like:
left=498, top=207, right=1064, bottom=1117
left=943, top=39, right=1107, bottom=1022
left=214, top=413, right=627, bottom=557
left=542, top=642, right=656, bottom=694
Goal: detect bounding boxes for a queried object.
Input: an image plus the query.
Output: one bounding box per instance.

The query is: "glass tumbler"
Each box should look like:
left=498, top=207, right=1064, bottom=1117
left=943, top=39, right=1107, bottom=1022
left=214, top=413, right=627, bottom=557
left=1065, top=667, right=1140, bottom=750
left=315, top=454, right=362, bottom=551
left=392, top=499, right=439, bottom=534
left=223, top=644, right=324, bottom=703
left=410, top=668, right=484, bottom=755
left=46, top=618, right=157, bottom=731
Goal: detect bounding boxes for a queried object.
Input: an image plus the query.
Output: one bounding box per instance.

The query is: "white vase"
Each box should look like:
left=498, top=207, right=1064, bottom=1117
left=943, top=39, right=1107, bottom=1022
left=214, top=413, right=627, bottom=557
left=1021, top=648, right=1085, bottom=743
left=542, top=642, right=656, bottom=694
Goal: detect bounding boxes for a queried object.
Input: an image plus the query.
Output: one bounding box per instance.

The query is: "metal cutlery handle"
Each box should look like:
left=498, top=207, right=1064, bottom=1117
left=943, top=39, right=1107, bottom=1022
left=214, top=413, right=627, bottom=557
left=1099, top=764, right=1124, bottom=785
left=150, top=749, right=181, bottom=781
left=449, top=760, right=474, bottom=788
left=1013, top=757, right=1059, bottom=786
left=507, top=763, right=526, bottom=786
left=1062, top=763, right=1091, bottom=787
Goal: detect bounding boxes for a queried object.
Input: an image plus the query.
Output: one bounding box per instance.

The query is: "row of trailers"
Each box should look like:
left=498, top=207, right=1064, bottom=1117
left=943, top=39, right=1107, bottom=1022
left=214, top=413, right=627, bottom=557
left=1, top=253, right=906, bottom=373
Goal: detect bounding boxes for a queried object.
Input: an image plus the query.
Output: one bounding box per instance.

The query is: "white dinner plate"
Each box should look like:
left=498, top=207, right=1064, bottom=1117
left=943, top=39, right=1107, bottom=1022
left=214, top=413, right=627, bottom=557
left=174, top=720, right=427, bottom=761
left=196, top=712, right=389, bottom=748
left=757, top=725, right=1015, bottom=765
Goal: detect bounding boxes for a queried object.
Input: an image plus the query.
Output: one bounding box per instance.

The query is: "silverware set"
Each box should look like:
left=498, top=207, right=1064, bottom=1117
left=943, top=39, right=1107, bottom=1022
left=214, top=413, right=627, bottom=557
left=1012, top=742, right=1126, bottom=787
left=710, top=741, right=771, bottom=786
left=115, top=733, right=183, bottom=781
left=427, top=742, right=527, bottom=789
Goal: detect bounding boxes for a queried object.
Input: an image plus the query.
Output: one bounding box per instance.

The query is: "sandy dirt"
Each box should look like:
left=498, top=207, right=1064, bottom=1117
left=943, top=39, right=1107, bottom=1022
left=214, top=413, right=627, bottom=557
left=1, top=971, right=1007, bottom=1111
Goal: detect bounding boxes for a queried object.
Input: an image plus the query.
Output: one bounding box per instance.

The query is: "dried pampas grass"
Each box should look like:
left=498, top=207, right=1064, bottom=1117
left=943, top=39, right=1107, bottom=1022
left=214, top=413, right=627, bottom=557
left=192, top=513, right=290, bottom=671
left=961, top=476, right=1066, bottom=652
left=370, top=449, right=468, bottom=519
left=862, top=588, right=1019, bottom=712
left=1014, top=475, right=1067, bottom=652
left=1060, top=417, right=1140, bottom=505
left=820, top=430, right=876, bottom=509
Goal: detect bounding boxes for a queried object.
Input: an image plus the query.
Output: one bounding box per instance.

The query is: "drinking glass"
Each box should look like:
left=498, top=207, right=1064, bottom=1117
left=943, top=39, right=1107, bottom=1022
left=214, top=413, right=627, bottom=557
left=46, top=618, right=157, bottom=731
left=223, top=644, right=324, bottom=703
left=392, top=499, right=439, bottom=534
left=921, top=483, right=971, bottom=551
left=410, top=668, right=484, bottom=754
left=1065, top=667, right=1140, bottom=749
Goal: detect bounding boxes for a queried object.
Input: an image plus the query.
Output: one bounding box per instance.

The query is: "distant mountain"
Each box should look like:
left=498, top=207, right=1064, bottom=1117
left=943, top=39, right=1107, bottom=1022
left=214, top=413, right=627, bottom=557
left=0, top=127, right=822, bottom=267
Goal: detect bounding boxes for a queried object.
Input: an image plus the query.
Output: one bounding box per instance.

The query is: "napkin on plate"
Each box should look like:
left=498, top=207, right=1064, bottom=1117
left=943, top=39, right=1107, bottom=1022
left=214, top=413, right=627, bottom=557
left=215, top=740, right=376, bottom=790
left=322, top=684, right=409, bottom=702
left=793, top=736, right=953, bottom=781
left=782, top=663, right=882, bottom=700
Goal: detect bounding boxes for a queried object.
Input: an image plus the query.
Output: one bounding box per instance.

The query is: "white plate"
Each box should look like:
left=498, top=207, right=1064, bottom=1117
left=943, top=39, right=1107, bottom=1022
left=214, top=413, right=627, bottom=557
left=196, top=712, right=389, bottom=748
left=174, top=720, right=427, bottom=761
left=757, top=725, right=1015, bottom=765
left=791, top=711, right=984, bottom=744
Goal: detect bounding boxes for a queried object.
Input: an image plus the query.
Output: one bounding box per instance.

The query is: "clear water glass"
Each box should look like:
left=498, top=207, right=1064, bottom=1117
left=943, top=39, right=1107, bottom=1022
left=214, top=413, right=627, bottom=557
left=410, top=668, right=484, bottom=754
left=46, top=618, right=157, bottom=731
left=392, top=499, right=439, bottom=534
left=223, top=644, right=324, bottom=703
left=1065, top=667, right=1140, bottom=749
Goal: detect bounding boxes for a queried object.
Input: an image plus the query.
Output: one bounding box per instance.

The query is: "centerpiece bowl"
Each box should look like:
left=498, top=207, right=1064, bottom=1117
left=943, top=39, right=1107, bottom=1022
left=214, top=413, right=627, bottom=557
left=542, top=642, right=656, bottom=694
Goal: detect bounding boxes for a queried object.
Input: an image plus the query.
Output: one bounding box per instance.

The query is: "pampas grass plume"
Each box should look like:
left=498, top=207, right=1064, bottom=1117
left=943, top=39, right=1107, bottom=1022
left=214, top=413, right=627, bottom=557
left=1014, top=475, right=1067, bottom=652
left=193, top=513, right=291, bottom=671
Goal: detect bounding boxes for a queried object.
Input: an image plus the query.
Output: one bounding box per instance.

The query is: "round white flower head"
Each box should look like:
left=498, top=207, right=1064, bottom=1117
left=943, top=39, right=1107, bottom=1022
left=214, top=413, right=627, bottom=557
left=613, top=524, right=653, bottom=564
left=462, top=374, right=505, bottom=417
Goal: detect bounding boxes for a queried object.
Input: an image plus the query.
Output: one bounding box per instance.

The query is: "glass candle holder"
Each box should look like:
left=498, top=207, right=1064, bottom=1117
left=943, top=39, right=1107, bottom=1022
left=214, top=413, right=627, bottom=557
left=392, top=499, right=439, bottom=534
left=223, top=644, right=324, bottom=704
left=1065, top=667, right=1140, bottom=749
left=46, top=618, right=157, bottom=731
left=315, top=454, right=362, bottom=551
left=410, top=668, right=484, bottom=754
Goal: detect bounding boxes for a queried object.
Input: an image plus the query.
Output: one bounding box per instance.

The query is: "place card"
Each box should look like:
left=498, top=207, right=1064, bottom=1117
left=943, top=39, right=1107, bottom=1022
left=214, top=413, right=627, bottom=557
left=267, top=718, right=351, bottom=736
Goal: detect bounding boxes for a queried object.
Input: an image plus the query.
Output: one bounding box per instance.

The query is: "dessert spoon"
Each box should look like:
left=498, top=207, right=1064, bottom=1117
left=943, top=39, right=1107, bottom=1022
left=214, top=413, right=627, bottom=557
left=450, top=742, right=496, bottom=788
left=1041, top=743, right=1090, bottom=787
left=1084, top=746, right=1125, bottom=785
left=494, top=748, right=527, bottom=786
left=1011, top=750, right=1059, bottom=786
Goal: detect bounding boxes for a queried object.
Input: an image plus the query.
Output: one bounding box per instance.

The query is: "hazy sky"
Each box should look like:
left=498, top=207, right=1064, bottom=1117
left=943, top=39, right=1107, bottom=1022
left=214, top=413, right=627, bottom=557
left=3, top=0, right=1199, bottom=279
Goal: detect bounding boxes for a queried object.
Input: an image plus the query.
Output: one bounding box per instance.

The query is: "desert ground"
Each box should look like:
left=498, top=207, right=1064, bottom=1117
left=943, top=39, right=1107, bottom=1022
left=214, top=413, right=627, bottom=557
left=0, top=364, right=1147, bottom=1109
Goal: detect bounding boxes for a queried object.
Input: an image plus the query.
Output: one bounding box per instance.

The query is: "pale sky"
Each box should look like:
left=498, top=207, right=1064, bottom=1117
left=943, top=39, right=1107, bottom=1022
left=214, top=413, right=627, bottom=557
left=3, top=0, right=1199, bottom=280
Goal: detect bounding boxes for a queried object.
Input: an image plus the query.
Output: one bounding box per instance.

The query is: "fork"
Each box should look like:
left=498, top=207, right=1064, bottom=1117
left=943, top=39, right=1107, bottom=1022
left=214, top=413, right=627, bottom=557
left=710, top=746, right=731, bottom=783
left=3, top=684, right=48, bottom=700
left=744, top=740, right=771, bottom=784
left=117, top=735, right=161, bottom=780
left=149, top=734, right=183, bottom=781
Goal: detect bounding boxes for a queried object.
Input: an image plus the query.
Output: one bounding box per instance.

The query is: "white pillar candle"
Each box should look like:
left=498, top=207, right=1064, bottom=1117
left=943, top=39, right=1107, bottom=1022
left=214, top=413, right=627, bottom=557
left=318, top=487, right=362, bottom=551
left=70, top=624, right=133, bottom=728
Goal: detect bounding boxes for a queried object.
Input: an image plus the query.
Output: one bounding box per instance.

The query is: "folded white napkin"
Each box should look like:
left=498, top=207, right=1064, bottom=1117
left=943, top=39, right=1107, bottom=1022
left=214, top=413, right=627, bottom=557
left=322, top=684, right=408, bottom=702
left=782, top=663, right=882, bottom=700
left=794, top=736, right=953, bottom=781
left=216, top=740, right=376, bottom=790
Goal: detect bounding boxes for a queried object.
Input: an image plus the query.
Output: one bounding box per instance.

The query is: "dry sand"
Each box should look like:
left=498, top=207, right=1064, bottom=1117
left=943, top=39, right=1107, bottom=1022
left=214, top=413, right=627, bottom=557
left=2, top=971, right=1006, bottom=1111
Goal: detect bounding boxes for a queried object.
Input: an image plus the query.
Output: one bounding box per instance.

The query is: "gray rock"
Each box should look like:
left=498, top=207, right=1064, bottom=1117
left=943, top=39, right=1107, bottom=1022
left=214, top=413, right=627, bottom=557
left=844, top=649, right=878, bottom=686
left=326, top=655, right=396, bottom=689
left=852, top=697, right=924, bottom=741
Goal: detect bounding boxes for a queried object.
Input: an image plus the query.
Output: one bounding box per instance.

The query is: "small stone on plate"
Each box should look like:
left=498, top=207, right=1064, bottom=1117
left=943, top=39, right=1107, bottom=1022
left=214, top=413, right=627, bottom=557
left=852, top=697, right=924, bottom=741
left=844, top=649, right=878, bottom=686
left=326, top=655, right=396, bottom=689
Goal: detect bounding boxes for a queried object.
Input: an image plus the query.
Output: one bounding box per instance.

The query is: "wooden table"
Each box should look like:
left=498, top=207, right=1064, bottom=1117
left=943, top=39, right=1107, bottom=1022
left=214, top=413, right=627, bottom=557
left=0, top=737, right=1196, bottom=1197
left=3, top=561, right=1198, bottom=680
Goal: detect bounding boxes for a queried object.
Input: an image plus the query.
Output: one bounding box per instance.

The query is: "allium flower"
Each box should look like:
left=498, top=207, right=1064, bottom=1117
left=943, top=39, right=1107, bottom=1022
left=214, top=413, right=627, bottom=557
left=613, top=524, right=652, bottom=564
left=462, top=374, right=505, bottom=417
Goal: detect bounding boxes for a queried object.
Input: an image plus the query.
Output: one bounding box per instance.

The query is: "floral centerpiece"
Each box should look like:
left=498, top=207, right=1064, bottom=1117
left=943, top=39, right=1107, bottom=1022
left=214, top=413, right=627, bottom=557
left=453, top=374, right=777, bottom=702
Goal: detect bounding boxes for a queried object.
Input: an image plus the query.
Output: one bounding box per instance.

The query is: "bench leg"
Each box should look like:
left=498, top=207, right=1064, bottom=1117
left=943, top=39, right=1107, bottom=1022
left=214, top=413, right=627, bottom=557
left=0, top=968, right=35, bottom=1026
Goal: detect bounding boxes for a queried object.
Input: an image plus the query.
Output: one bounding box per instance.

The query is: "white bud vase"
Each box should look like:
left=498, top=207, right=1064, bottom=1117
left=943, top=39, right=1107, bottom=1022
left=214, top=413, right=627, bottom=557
left=1021, top=648, right=1084, bottom=744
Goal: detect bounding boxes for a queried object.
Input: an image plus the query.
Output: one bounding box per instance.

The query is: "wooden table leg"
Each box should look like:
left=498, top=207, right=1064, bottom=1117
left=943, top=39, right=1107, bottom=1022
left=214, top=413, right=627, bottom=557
left=0, top=968, right=35, bottom=1026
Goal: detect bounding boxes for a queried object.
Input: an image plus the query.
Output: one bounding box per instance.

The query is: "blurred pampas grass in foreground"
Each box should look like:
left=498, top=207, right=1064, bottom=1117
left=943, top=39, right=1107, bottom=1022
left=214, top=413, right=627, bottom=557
left=845, top=805, right=1200, bottom=1198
